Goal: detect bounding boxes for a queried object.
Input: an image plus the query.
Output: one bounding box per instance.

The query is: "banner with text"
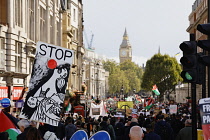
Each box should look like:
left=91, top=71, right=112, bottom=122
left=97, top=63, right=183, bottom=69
left=0, top=87, right=8, bottom=100
left=199, top=98, right=210, bottom=140
left=117, top=101, right=133, bottom=109
left=20, top=41, right=74, bottom=126
left=11, top=87, right=24, bottom=100
left=89, top=101, right=108, bottom=119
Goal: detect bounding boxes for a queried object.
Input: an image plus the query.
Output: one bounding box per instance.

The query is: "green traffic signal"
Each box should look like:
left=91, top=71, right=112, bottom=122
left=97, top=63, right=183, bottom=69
left=185, top=72, right=193, bottom=80
left=181, top=70, right=196, bottom=83
left=179, top=41, right=197, bottom=83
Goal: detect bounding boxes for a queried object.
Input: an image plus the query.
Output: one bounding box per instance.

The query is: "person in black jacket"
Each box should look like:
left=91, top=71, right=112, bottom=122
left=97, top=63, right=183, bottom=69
left=124, top=119, right=131, bottom=140
left=124, top=118, right=139, bottom=140
left=55, top=121, right=65, bottom=140
left=176, top=119, right=192, bottom=140
left=114, top=118, right=125, bottom=140
left=144, top=124, right=161, bottom=140
left=0, top=132, right=9, bottom=140
left=99, top=116, right=116, bottom=140
left=170, top=114, right=184, bottom=138
left=65, top=117, right=77, bottom=140
left=154, top=115, right=174, bottom=140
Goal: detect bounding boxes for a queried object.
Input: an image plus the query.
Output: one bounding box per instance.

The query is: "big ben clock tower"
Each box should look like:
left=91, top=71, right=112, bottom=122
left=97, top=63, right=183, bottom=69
left=119, top=28, right=132, bottom=63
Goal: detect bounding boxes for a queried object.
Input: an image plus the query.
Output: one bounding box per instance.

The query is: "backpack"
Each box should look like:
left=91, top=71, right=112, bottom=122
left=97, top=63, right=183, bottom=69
left=158, top=124, right=170, bottom=140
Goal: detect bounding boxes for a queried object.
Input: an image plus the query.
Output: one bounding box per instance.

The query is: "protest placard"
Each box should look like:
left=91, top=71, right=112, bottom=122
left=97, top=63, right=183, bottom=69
left=20, top=42, right=73, bottom=126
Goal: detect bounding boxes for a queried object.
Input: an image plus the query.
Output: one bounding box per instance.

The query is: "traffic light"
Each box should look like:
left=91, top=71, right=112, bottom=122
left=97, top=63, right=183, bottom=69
left=197, top=23, right=210, bottom=66
left=197, top=23, right=210, bottom=35
left=179, top=41, right=197, bottom=83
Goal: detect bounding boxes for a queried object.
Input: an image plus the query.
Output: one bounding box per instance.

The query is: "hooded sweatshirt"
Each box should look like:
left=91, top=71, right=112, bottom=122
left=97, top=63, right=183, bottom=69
left=65, top=123, right=76, bottom=140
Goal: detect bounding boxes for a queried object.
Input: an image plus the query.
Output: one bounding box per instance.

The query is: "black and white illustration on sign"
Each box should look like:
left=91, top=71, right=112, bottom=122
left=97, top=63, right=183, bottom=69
left=20, top=41, right=73, bottom=126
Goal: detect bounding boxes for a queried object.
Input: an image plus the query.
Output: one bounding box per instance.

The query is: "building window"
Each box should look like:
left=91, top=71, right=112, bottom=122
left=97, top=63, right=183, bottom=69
left=57, top=21, right=60, bottom=45
left=72, top=30, right=75, bottom=41
left=29, top=0, right=34, bottom=40
left=0, top=37, right=5, bottom=68
left=68, top=17, right=70, bottom=26
left=41, top=0, right=46, bottom=3
left=15, top=41, right=22, bottom=72
left=50, top=16, right=53, bottom=44
left=73, top=29, right=77, bottom=41
left=15, top=0, right=22, bottom=27
left=29, top=59, right=34, bottom=74
left=68, top=42, right=71, bottom=49
left=67, top=0, right=71, bottom=9
left=73, top=8, right=76, bottom=21
left=40, top=7, right=47, bottom=42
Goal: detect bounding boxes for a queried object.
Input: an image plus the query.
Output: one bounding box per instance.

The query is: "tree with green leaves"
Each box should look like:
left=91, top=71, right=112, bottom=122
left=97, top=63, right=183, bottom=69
left=103, top=59, right=143, bottom=96
left=141, top=54, right=182, bottom=101
left=108, top=69, right=129, bottom=94
left=120, top=60, right=142, bottom=93
left=103, top=59, right=119, bottom=75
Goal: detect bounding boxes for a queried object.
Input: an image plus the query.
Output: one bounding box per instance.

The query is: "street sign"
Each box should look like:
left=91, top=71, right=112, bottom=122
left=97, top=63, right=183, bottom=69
left=15, top=100, right=24, bottom=108
left=1, top=98, right=11, bottom=108
left=70, top=130, right=88, bottom=140
left=89, top=131, right=110, bottom=140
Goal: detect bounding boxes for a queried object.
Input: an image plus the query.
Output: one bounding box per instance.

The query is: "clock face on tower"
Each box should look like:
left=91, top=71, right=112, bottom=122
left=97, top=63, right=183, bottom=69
left=121, top=50, right=126, bottom=56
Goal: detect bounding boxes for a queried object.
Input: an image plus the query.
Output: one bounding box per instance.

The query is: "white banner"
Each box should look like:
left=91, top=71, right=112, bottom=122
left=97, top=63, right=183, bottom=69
left=89, top=101, right=108, bottom=119
left=169, top=105, right=177, bottom=114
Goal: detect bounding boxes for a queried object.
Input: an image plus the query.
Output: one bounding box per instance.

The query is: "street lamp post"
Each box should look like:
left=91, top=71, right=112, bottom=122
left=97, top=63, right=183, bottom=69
left=121, top=85, right=124, bottom=101
left=133, top=89, right=136, bottom=94
left=95, top=62, right=100, bottom=103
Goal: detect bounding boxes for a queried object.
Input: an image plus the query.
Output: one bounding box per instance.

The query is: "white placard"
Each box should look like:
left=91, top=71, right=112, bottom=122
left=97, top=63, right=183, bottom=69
left=169, top=105, right=177, bottom=114
left=20, top=42, right=74, bottom=126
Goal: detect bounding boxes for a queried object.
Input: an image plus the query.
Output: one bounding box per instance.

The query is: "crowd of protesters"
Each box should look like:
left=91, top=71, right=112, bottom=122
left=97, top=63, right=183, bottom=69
left=0, top=101, right=194, bottom=140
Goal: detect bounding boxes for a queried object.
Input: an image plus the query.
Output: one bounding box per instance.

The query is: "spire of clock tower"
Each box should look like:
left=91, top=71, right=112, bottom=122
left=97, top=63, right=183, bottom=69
left=123, top=28, right=128, bottom=40
left=120, top=28, right=131, bottom=48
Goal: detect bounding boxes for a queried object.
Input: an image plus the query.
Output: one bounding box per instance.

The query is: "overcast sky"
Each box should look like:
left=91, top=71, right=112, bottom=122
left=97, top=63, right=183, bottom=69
left=83, top=0, right=196, bottom=66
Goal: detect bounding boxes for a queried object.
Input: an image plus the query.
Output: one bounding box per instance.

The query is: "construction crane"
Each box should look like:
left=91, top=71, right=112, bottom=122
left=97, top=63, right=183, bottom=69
left=84, top=29, right=95, bottom=50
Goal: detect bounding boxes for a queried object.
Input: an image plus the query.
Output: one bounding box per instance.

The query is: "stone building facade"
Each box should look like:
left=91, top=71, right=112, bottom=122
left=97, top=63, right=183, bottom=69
left=176, top=0, right=207, bottom=103
left=0, top=0, right=87, bottom=111
left=61, top=0, right=85, bottom=93
left=82, top=49, right=107, bottom=100
left=0, top=0, right=62, bottom=104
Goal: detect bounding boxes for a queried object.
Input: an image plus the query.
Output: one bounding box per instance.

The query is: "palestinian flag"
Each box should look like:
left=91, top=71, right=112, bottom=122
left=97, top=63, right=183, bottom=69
left=152, top=84, right=160, bottom=96
left=145, top=97, right=155, bottom=110
left=0, top=110, right=20, bottom=140
left=65, top=103, right=71, bottom=112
